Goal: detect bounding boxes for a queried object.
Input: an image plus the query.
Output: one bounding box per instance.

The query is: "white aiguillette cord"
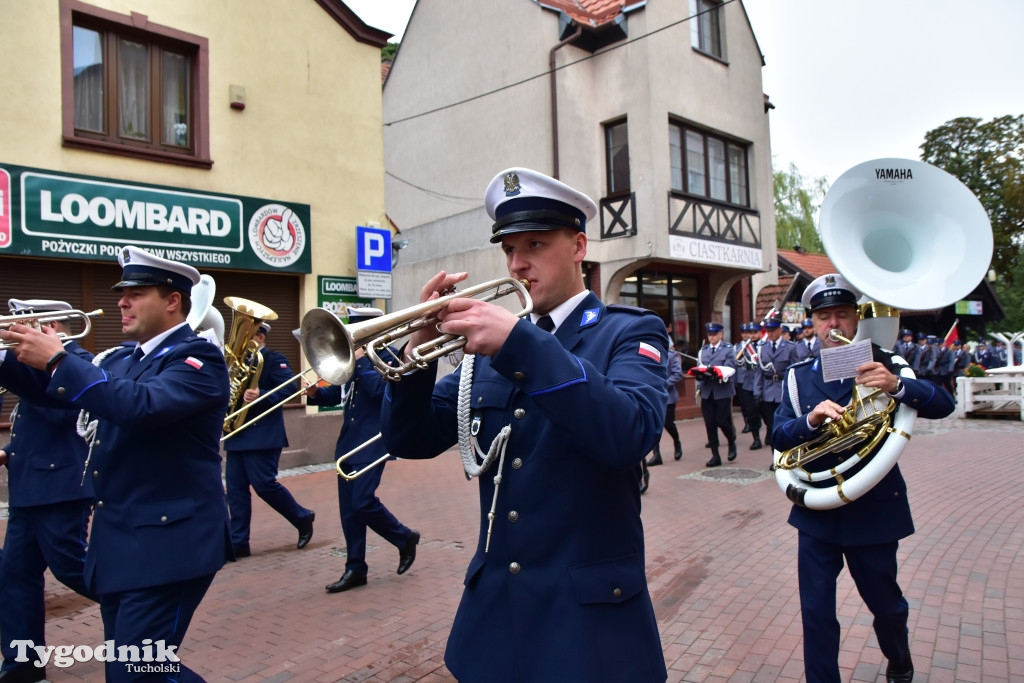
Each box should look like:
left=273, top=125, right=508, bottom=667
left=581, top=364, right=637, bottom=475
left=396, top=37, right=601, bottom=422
left=456, top=353, right=511, bottom=552
left=76, top=345, right=125, bottom=485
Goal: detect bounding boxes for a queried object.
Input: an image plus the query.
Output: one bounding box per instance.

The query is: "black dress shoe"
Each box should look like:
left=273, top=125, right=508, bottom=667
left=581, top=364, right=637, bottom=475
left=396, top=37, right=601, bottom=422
left=705, top=449, right=722, bottom=468
left=727, top=442, right=737, bottom=461
left=640, top=463, right=650, bottom=494
left=673, top=442, right=682, bottom=460
left=646, top=452, right=663, bottom=466
left=741, top=424, right=751, bottom=434
left=296, top=511, right=315, bottom=549
left=397, top=530, right=420, bottom=575
left=232, top=544, right=251, bottom=559
left=750, top=440, right=763, bottom=450
left=886, top=658, right=914, bottom=682
left=0, top=666, right=47, bottom=683
left=325, top=569, right=367, bottom=593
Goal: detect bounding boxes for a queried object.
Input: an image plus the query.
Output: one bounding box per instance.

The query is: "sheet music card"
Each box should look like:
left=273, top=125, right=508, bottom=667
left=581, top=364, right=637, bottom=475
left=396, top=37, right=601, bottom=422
left=820, top=338, right=873, bottom=383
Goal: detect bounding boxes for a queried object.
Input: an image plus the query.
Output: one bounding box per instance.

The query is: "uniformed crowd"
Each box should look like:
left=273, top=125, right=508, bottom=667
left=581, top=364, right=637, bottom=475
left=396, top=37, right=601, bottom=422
left=0, top=167, right=975, bottom=683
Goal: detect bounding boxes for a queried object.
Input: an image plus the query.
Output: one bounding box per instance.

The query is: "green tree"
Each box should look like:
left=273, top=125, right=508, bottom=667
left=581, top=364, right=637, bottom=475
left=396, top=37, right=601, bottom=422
left=773, top=162, right=827, bottom=253
left=919, top=115, right=1024, bottom=283
left=382, top=42, right=398, bottom=61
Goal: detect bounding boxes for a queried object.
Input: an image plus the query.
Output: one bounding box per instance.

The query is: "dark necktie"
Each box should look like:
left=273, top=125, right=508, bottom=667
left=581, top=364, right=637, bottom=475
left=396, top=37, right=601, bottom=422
left=126, top=346, right=144, bottom=371
left=536, top=315, right=555, bottom=333
left=772, top=341, right=777, bottom=353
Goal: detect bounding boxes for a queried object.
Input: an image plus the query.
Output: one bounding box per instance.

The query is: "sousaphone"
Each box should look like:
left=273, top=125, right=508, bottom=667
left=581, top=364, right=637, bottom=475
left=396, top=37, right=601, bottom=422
left=773, top=158, right=993, bottom=509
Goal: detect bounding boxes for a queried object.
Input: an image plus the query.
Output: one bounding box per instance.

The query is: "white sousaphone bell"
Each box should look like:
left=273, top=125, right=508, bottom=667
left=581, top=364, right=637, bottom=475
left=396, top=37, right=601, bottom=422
left=187, top=273, right=226, bottom=350
left=773, top=158, right=993, bottom=509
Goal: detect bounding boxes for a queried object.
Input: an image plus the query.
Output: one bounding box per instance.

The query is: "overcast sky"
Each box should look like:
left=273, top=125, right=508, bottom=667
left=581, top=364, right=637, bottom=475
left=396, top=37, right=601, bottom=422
left=345, top=0, right=1024, bottom=186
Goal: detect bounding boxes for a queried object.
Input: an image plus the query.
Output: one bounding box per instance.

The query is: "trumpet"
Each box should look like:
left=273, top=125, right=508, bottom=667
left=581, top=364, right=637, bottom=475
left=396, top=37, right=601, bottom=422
left=300, top=276, right=532, bottom=384
left=0, top=309, right=103, bottom=350
left=221, top=277, right=533, bottom=444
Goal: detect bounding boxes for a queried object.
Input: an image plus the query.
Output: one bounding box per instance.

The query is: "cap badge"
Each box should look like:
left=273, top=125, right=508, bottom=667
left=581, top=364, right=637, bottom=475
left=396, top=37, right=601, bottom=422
left=503, top=172, right=521, bottom=198
left=825, top=274, right=836, bottom=287
left=122, top=247, right=132, bottom=263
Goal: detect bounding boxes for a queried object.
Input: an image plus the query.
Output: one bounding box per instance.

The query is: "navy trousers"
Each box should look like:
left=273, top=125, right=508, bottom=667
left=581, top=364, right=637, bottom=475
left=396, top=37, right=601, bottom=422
left=700, top=395, right=736, bottom=447
left=99, top=573, right=216, bottom=682
left=337, top=460, right=412, bottom=575
left=225, top=448, right=312, bottom=547
left=0, top=500, right=96, bottom=671
left=798, top=532, right=911, bottom=683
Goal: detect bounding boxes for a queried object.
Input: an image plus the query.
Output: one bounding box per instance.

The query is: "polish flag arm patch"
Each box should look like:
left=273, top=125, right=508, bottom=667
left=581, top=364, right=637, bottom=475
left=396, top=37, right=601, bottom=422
left=184, top=357, right=204, bottom=370
left=637, top=342, right=662, bottom=362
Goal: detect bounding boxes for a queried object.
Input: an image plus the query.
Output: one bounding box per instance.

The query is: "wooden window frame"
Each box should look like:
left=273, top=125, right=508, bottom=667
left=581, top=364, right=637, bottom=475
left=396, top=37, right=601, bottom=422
left=59, top=0, right=212, bottom=168
left=670, top=121, right=750, bottom=208
left=604, top=118, right=631, bottom=197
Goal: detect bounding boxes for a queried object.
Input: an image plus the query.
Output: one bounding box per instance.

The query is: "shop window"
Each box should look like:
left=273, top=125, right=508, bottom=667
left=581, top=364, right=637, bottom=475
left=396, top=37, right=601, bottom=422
left=60, top=0, right=211, bottom=168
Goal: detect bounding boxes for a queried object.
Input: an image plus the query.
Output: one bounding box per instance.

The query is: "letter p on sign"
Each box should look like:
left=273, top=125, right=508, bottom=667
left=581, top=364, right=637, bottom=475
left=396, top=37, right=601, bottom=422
left=356, top=226, right=392, bottom=272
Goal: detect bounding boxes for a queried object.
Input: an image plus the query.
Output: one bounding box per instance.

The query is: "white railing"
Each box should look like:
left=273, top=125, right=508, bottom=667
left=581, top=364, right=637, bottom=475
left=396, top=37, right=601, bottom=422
left=955, top=374, right=1024, bottom=420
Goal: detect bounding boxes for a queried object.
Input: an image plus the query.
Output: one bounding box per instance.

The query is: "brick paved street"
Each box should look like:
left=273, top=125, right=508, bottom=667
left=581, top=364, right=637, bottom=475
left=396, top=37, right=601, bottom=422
left=5, top=414, right=1024, bottom=682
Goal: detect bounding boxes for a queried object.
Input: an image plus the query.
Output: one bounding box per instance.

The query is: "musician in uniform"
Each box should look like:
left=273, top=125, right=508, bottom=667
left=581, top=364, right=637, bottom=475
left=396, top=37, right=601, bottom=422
left=772, top=273, right=955, bottom=683
left=223, top=322, right=315, bottom=558
left=305, top=306, right=420, bottom=594
left=794, top=318, right=820, bottom=361
left=646, top=325, right=683, bottom=466
left=379, top=167, right=669, bottom=682
left=735, top=322, right=763, bottom=451
left=0, top=299, right=97, bottom=683
left=753, top=317, right=799, bottom=458
left=0, top=246, right=231, bottom=682
left=689, top=321, right=737, bottom=467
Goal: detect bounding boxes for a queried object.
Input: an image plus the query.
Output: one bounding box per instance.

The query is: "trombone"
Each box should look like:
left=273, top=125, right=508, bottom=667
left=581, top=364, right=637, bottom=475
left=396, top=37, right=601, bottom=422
left=0, top=309, right=103, bottom=350
left=220, top=277, right=533, bottom=444
left=334, top=433, right=392, bottom=481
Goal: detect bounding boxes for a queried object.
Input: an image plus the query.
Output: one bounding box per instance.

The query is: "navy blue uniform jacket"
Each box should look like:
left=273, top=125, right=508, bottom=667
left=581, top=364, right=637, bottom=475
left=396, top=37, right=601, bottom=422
left=307, top=352, right=392, bottom=467
left=0, top=341, right=94, bottom=506
left=381, top=294, right=669, bottom=682
left=224, top=348, right=294, bottom=451
left=773, top=347, right=954, bottom=546
left=30, top=326, right=231, bottom=594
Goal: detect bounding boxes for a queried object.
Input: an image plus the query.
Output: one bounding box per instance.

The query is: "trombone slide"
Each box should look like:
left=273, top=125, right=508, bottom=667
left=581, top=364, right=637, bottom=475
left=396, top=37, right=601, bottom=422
left=334, top=433, right=392, bottom=481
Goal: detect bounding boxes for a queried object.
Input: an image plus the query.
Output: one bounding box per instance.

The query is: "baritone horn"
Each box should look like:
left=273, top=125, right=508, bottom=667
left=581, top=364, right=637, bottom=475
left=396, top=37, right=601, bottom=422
left=773, top=158, right=993, bottom=510
left=222, top=277, right=532, bottom=446
left=0, top=309, right=103, bottom=350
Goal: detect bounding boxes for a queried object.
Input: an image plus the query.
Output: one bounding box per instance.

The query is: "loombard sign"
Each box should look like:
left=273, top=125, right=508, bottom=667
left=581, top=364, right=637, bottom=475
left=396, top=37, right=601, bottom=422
left=0, top=162, right=311, bottom=273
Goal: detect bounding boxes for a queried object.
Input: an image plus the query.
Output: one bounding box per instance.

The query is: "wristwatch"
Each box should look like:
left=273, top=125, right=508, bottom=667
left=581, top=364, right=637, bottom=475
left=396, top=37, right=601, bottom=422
left=888, top=377, right=904, bottom=396
left=45, top=349, right=68, bottom=374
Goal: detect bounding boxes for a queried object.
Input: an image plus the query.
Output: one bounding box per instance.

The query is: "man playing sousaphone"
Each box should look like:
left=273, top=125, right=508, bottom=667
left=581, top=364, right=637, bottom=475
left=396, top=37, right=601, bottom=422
left=772, top=273, right=954, bottom=683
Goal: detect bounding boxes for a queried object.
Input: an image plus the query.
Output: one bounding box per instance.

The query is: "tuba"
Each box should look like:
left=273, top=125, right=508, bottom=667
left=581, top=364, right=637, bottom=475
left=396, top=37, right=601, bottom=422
left=773, top=159, right=993, bottom=509
left=222, top=296, right=278, bottom=435
left=187, top=274, right=225, bottom=349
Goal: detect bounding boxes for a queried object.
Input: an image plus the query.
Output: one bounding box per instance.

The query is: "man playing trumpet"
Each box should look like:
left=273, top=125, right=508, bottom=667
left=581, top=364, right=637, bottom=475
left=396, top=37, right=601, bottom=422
left=379, top=168, right=669, bottom=682
left=772, top=273, right=955, bottom=683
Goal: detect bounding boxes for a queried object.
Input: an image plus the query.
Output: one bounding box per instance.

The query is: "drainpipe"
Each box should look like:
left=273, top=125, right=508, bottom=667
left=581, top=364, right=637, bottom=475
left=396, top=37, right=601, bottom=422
left=549, top=24, right=582, bottom=180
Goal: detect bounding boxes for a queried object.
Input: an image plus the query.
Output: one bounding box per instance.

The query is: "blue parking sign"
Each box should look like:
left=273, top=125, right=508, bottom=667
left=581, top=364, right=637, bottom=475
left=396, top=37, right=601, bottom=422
left=356, top=226, right=391, bottom=272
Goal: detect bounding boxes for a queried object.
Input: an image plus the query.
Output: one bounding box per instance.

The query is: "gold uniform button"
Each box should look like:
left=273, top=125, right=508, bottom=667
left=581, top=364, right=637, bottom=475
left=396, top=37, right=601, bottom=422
left=613, top=588, right=622, bottom=598
left=507, top=511, right=519, bottom=522
left=514, top=409, right=526, bottom=419
left=93, top=470, right=99, bottom=478
left=513, top=372, right=525, bottom=380
left=509, top=562, right=521, bottom=574
left=57, top=387, right=67, bottom=395
left=512, top=458, right=523, bottom=469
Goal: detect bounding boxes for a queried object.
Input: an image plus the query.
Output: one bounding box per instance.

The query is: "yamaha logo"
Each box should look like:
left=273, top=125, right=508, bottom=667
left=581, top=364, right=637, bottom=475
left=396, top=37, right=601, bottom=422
left=875, top=168, right=914, bottom=181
